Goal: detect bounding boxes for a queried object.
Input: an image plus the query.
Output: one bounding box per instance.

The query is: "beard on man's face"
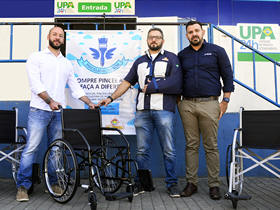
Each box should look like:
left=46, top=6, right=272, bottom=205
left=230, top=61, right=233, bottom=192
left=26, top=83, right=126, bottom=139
left=49, top=39, right=63, bottom=50
left=189, top=36, right=203, bottom=46
left=148, top=42, right=163, bottom=51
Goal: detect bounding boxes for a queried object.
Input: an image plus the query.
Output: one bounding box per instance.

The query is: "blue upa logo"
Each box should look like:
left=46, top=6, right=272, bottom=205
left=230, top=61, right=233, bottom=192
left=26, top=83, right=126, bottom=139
left=89, top=38, right=116, bottom=67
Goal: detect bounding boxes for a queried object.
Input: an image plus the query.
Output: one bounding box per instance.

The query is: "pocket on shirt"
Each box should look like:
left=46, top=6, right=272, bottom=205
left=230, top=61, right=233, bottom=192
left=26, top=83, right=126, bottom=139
left=154, top=61, right=167, bottom=77
left=199, top=54, right=217, bottom=70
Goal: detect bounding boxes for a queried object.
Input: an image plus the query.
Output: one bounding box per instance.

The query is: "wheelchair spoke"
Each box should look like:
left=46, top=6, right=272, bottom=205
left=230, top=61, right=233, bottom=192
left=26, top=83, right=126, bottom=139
left=43, top=139, right=79, bottom=203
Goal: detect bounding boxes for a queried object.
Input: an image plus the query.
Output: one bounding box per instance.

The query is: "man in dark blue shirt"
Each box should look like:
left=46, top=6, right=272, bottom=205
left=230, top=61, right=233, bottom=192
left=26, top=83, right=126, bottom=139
left=98, top=28, right=182, bottom=198
left=178, top=20, right=234, bottom=200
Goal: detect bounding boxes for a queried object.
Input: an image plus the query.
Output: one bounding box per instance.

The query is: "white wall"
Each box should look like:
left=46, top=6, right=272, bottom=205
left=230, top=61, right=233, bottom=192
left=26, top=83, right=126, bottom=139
left=137, top=16, right=180, bottom=54
left=0, top=18, right=53, bottom=101
left=0, top=17, right=279, bottom=111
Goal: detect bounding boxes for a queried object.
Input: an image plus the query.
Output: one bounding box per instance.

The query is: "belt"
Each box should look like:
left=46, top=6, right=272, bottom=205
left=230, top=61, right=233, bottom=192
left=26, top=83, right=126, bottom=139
left=183, top=96, right=218, bottom=102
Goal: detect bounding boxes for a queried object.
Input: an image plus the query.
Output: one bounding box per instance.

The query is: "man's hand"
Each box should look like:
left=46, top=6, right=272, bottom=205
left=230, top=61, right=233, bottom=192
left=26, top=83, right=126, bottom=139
left=219, top=101, right=228, bottom=120
left=49, top=100, right=61, bottom=111
left=142, top=78, right=151, bottom=93
left=142, top=84, right=148, bottom=93
left=98, top=98, right=112, bottom=107
left=88, top=102, right=97, bottom=109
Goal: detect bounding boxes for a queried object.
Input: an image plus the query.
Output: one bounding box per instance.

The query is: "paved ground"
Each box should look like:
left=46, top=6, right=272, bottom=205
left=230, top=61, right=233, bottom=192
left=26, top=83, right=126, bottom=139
left=0, top=177, right=280, bottom=210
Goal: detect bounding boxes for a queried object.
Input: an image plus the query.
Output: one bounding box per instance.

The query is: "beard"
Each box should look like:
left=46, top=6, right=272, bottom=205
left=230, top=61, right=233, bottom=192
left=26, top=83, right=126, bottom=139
left=190, top=36, right=203, bottom=46
left=49, top=39, right=63, bottom=50
left=148, top=42, right=163, bottom=51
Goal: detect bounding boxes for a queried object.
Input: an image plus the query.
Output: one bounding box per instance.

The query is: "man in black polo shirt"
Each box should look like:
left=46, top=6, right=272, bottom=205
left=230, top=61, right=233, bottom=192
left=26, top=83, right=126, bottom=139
left=98, top=28, right=182, bottom=198
left=178, top=20, right=234, bottom=200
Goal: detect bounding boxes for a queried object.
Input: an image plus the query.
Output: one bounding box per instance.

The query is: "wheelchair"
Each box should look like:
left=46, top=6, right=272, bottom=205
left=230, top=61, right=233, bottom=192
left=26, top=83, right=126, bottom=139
left=0, top=108, right=26, bottom=182
left=43, top=108, right=137, bottom=210
left=225, top=107, right=280, bottom=209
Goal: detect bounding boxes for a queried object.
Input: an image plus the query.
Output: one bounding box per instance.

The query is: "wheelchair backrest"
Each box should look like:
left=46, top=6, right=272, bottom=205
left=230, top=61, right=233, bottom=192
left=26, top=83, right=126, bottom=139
left=0, top=109, right=16, bottom=143
left=241, top=109, right=280, bottom=149
left=61, top=108, right=102, bottom=146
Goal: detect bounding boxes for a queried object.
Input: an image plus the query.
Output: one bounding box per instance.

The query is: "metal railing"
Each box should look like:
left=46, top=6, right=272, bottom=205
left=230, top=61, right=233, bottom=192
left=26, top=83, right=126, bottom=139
left=0, top=21, right=189, bottom=63
left=1, top=21, right=279, bottom=107
left=209, top=24, right=280, bottom=108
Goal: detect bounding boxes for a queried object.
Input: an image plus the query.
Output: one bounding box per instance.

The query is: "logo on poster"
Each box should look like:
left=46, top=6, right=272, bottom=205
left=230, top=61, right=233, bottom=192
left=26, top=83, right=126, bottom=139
left=89, top=38, right=116, bottom=67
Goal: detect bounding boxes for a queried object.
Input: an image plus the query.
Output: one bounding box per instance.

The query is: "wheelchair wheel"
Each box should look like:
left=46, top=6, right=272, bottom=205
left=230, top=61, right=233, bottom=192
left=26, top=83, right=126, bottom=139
left=94, top=155, right=123, bottom=193
left=231, top=190, right=239, bottom=209
left=43, top=139, right=79, bottom=203
left=231, top=149, right=244, bottom=196
left=88, top=191, right=97, bottom=210
left=225, top=144, right=232, bottom=187
left=126, top=184, right=133, bottom=202
left=93, top=138, right=126, bottom=193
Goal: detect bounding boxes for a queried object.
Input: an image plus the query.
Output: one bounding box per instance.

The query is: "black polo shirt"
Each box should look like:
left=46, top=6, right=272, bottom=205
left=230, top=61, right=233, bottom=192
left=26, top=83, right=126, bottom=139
left=178, top=41, right=234, bottom=98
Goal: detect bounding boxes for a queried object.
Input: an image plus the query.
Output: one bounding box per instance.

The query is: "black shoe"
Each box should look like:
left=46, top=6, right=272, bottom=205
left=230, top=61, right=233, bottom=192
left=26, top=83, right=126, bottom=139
left=133, top=183, right=145, bottom=196
left=167, top=184, right=180, bottom=198
left=209, top=186, right=221, bottom=200
left=180, top=182, right=197, bottom=197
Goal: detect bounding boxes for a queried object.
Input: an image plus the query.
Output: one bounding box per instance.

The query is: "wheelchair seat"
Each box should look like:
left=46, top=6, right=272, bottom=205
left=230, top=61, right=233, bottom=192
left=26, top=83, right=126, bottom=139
left=225, top=107, right=280, bottom=209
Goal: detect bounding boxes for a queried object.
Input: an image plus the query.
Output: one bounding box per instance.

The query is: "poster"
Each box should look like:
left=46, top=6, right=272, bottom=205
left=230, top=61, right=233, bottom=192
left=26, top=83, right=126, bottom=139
left=65, top=30, right=142, bottom=134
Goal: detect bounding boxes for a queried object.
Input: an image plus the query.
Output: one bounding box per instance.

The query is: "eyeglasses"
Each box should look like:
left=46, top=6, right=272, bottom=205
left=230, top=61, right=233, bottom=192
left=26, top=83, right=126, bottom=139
left=147, top=36, right=163, bottom=40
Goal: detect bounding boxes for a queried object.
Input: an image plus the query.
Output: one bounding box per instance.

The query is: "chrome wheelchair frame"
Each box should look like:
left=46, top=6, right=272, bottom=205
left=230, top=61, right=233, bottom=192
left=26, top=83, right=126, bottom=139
left=225, top=107, right=280, bottom=209
left=0, top=108, right=26, bottom=183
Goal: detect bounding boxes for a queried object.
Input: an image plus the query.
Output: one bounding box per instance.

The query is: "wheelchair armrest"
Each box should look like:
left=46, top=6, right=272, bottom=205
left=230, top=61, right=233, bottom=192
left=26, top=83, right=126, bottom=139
left=101, top=127, right=130, bottom=148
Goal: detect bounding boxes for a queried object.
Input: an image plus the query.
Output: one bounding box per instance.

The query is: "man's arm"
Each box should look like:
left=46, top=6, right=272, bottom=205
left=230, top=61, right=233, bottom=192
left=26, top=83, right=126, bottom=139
left=97, top=80, right=131, bottom=106
left=145, top=54, right=182, bottom=95
left=218, top=47, right=234, bottom=93
left=38, top=91, right=61, bottom=111
left=26, top=53, right=47, bottom=96
left=79, top=96, right=96, bottom=109
left=217, top=47, right=234, bottom=120
left=219, top=92, right=231, bottom=120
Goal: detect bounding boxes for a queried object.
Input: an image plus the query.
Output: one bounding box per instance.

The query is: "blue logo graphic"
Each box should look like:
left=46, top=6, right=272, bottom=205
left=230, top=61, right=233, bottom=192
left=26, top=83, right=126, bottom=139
left=89, top=38, right=116, bottom=67
left=77, top=56, right=129, bottom=74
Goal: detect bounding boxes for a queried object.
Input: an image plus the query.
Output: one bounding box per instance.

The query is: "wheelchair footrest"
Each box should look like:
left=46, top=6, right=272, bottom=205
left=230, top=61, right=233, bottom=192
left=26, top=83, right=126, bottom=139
left=105, top=192, right=133, bottom=201
left=224, top=192, right=252, bottom=201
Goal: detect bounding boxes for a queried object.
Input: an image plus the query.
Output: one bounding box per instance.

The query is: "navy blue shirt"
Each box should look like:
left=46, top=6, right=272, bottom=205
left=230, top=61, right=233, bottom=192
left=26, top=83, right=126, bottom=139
left=124, top=50, right=182, bottom=113
left=178, top=41, right=234, bottom=97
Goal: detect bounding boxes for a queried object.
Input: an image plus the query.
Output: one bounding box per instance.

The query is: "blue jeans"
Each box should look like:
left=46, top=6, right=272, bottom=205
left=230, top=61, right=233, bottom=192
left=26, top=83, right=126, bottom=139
left=134, top=110, right=177, bottom=188
left=16, top=107, right=62, bottom=189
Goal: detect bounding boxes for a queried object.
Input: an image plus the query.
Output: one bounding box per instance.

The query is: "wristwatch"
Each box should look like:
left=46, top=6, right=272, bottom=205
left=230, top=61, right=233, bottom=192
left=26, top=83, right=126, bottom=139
left=107, top=96, right=114, bottom=102
left=222, top=97, right=230, bottom=103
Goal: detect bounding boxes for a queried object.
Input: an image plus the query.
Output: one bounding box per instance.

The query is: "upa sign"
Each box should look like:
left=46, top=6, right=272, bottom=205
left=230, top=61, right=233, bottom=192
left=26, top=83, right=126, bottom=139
left=55, top=0, right=135, bottom=15
left=237, top=23, right=280, bottom=62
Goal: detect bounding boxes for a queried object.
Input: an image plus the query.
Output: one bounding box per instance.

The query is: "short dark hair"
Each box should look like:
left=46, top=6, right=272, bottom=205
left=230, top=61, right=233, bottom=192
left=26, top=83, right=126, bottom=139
left=186, top=20, right=203, bottom=31
left=147, top=27, right=164, bottom=39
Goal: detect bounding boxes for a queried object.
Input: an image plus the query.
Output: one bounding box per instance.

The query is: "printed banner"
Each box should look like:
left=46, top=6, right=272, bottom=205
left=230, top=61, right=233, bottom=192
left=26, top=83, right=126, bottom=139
left=55, top=0, right=135, bottom=15
left=65, top=30, right=142, bottom=134
left=237, top=23, right=280, bottom=62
